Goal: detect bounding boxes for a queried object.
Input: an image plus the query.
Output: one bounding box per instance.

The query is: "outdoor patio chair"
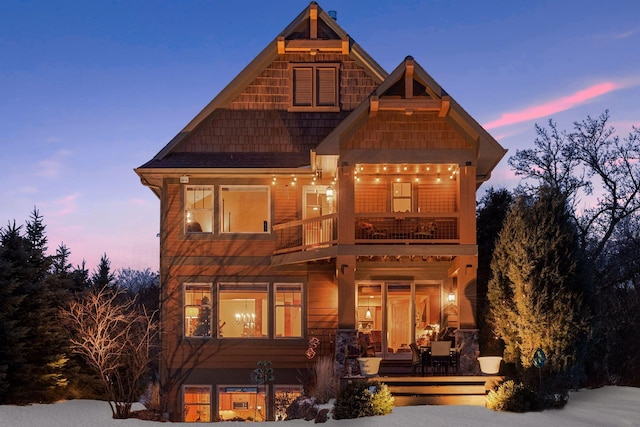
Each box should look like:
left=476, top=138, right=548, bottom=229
left=413, top=221, right=436, bottom=239
left=359, top=221, right=387, bottom=239
left=430, top=341, right=452, bottom=375
left=409, top=343, right=423, bottom=376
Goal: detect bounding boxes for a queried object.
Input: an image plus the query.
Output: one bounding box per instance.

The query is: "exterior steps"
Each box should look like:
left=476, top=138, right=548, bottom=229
left=350, top=375, right=503, bottom=407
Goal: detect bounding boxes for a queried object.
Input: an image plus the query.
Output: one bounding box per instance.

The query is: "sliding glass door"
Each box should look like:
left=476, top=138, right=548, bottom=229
left=357, top=281, right=442, bottom=359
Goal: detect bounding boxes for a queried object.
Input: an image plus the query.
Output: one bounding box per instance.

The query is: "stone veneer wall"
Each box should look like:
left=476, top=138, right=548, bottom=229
left=455, top=329, right=481, bottom=375
left=335, top=329, right=359, bottom=376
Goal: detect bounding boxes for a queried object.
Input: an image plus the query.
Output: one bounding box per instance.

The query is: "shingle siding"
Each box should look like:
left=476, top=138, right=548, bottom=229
left=176, top=54, right=378, bottom=158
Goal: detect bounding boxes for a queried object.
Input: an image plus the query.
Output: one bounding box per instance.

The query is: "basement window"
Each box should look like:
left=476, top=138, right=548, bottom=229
left=289, top=64, right=339, bottom=112
left=183, top=385, right=211, bottom=422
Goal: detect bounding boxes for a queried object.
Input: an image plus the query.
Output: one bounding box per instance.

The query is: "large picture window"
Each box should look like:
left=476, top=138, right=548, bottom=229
left=183, top=385, right=211, bottom=422
left=185, top=186, right=213, bottom=233
left=184, top=284, right=212, bottom=338
left=290, top=64, right=339, bottom=111
left=275, top=283, right=302, bottom=338
left=218, top=283, right=269, bottom=338
left=220, top=186, right=270, bottom=234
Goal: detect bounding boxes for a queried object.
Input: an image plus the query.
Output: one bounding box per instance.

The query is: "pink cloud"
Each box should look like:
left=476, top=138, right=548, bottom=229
left=484, top=82, right=622, bottom=130
left=129, top=198, right=147, bottom=206
left=51, top=193, right=79, bottom=217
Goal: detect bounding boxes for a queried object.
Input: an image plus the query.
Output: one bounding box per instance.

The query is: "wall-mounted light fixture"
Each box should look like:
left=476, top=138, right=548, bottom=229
left=448, top=292, right=456, bottom=303
left=326, top=186, right=334, bottom=199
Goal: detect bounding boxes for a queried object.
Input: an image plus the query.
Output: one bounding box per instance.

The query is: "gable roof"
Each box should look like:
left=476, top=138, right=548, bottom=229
left=145, top=2, right=387, bottom=165
left=315, top=56, right=507, bottom=185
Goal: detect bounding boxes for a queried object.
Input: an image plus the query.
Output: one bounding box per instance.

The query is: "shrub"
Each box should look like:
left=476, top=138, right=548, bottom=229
left=285, top=396, right=318, bottom=421
left=542, top=391, right=569, bottom=409
left=308, top=356, right=338, bottom=404
left=486, top=380, right=539, bottom=413
left=332, top=380, right=393, bottom=419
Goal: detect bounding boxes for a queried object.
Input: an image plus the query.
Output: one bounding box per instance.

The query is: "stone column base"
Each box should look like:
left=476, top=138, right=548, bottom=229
left=455, top=329, right=480, bottom=375
left=335, top=329, right=358, bottom=376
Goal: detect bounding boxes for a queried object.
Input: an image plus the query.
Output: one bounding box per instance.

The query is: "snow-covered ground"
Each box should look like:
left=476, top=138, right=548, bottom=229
left=0, top=386, right=639, bottom=427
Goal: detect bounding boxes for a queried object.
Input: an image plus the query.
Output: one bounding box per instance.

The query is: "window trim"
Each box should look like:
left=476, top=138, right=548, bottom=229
left=217, top=384, right=267, bottom=422
left=183, top=283, right=213, bottom=339
left=274, top=283, right=303, bottom=339
left=218, top=282, right=270, bottom=339
left=289, top=63, right=340, bottom=112
left=184, top=185, right=214, bottom=234
left=183, top=384, right=212, bottom=422
left=392, top=181, right=413, bottom=212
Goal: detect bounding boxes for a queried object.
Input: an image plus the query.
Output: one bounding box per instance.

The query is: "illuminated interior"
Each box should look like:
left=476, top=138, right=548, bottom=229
left=184, top=385, right=211, bottom=422
left=217, top=386, right=266, bottom=422
left=221, top=186, right=270, bottom=233
left=357, top=282, right=442, bottom=357
left=185, top=186, right=213, bottom=232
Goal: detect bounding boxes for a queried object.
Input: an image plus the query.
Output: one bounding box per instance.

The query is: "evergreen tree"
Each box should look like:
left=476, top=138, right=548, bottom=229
left=487, top=188, right=589, bottom=388
left=51, top=243, right=72, bottom=275
left=476, top=187, right=514, bottom=355
left=0, top=210, right=70, bottom=403
left=91, top=253, right=115, bottom=290
left=0, top=222, right=29, bottom=402
left=71, top=260, right=91, bottom=293
left=193, top=296, right=212, bottom=337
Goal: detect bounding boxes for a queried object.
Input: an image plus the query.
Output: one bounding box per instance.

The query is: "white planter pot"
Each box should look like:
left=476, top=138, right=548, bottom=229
left=357, top=357, right=382, bottom=377
left=477, top=356, right=502, bottom=374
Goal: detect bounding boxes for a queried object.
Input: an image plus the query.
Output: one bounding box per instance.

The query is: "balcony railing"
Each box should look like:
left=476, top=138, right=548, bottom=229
left=273, top=214, right=338, bottom=254
left=273, top=213, right=459, bottom=254
left=356, top=213, right=459, bottom=243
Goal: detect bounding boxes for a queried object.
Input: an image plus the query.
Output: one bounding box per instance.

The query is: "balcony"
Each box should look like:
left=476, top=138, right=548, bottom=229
left=355, top=213, right=459, bottom=243
left=273, top=214, right=338, bottom=255
left=273, top=212, right=459, bottom=257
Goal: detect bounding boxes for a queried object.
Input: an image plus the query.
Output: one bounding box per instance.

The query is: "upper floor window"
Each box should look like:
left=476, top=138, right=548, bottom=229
left=275, top=283, right=303, bottom=338
left=220, top=186, right=270, bottom=234
left=184, top=284, right=212, bottom=338
left=289, top=64, right=339, bottom=112
left=392, top=182, right=412, bottom=212
left=185, top=186, right=213, bottom=233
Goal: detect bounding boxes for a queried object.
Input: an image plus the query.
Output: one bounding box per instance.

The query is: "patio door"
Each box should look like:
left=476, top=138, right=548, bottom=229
left=357, top=281, right=443, bottom=360
left=303, top=186, right=333, bottom=246
left=385, top=283, right=413, bottom=358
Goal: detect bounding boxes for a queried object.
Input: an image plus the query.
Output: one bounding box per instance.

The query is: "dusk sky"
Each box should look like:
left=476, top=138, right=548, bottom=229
left=1, top=0, right=638, bottom=272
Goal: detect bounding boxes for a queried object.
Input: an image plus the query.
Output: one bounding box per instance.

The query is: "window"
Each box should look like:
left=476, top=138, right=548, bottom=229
left=218, top=385, right=266, bottom=422
left=275, top=283, right=302, bottom=338
left=392, top=182, right=412, bottom=212
left=220, top=186, right=270, bottom=233
left=183, top=385, right=211, bottom=422
left=185, top=186, right=213, bottom=233
left=290, top=64, right=339, bottom=111
left=274, top=385, right=303, bottom=420
left=184, top=284, right=212, bottom=338
left=218, top=283, right=269, bottom=338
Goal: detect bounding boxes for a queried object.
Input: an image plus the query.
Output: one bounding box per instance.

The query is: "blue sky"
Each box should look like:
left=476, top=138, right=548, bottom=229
left=1, top=0, right=638, bottom=272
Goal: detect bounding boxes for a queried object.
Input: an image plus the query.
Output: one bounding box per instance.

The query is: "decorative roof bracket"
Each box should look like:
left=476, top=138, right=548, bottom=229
left=369, top=96, right=445, bottom=117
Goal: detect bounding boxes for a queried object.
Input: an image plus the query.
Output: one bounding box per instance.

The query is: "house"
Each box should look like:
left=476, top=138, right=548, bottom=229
left=135, top=2, right=506, bottom=422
